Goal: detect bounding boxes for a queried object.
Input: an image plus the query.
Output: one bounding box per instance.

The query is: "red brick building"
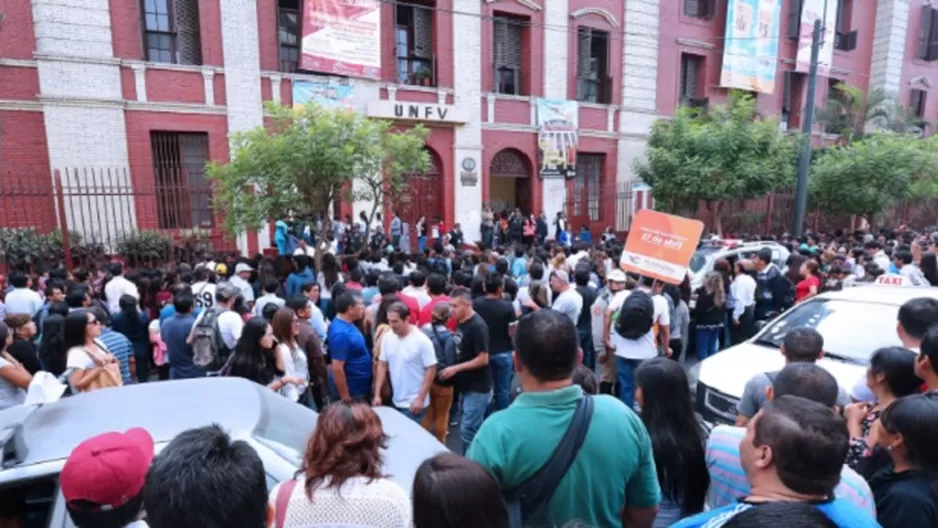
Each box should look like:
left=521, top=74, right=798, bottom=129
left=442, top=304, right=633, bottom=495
left=0, top=0, right=936, bottom=253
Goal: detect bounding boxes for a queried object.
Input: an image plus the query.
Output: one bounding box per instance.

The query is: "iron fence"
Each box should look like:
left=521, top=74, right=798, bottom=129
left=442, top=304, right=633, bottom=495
left=0, top=168, right=238, bottom=273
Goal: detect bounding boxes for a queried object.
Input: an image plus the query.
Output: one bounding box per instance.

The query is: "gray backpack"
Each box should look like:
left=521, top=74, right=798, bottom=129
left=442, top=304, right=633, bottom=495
left=188, top=308, right=226, bottom=370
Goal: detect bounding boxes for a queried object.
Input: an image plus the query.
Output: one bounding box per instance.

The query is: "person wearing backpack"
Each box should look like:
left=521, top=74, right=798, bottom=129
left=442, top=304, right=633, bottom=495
left=606, top=275, right=670, bottom=409
left=421, top=302, right=459, bottom=443
left=468, top=310, right=660, bottom=528
left=185, top=283, right=243, bottom=374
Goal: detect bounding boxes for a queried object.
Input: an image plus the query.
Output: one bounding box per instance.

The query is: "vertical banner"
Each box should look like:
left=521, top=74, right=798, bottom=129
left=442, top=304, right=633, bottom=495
left=292, top=81, right=355, bottom=110
left=299, top=0, right=381, bottom=79
left=720, top=0, right=782, bottom=93
left=536, top=99, right=578, bottom=180
left=796, top=0, right=837, bottom=76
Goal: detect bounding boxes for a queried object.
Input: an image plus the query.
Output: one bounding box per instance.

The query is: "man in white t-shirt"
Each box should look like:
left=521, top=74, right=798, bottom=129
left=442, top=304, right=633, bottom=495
left=401, top=271, right=432, bottom=309
left=190, top=267, right=216, bottom=310
left=229, top=263, right=255, bottom=306
left=604, top=276, right=670, bottom=408
left=191, top=283, right=244, bottom=351
left=104, top=262, right=139, bottom=314
left=372, top=301, right=437, bottom=422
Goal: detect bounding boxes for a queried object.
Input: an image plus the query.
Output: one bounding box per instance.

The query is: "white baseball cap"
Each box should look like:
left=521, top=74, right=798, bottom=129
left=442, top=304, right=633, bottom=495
left=607, top=270, right=627, bottom=283
left=234, top=263, right=254, bottom=274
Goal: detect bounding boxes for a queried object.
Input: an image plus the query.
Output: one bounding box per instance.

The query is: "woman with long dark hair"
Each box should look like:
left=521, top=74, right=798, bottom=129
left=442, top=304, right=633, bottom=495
left=226, top=317, right=301, bottom=391
left=317, top=253, right=342, bottom=315
left=412, top=453, right=509, bottom=528
left=795, top=259, right=822, bottom=302
left=112, top=294, right=151, bottom=382
left=868, top=394, right=938, bottom=528
left=920, top=252, right=938, bottom=286
left=3, top=313, right=41, bottom=374
left=269, top=401, right=411, bottom=526
left=64, top=310, right=122, bottom=392
left=692, top=271, right=726, bottom=360
left=0, top=322, right=31, bottom=410
left=38, top=314, right=67, bottom=376
left=634, top=357, right=709, bottom=527
left=271, top=308, right=309, bottom=404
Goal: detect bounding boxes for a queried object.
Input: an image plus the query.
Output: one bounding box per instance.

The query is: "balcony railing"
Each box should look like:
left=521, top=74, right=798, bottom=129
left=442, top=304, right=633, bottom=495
left=576, top=76, right=613, bottom=105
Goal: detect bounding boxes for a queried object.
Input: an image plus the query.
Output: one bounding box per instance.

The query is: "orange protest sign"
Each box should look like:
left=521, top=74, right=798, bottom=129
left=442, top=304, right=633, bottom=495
left=619, top=209, right=704, bottom=285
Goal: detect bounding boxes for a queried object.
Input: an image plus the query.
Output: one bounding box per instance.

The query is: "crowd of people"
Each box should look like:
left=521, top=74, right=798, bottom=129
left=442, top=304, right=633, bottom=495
left=0, top=218, right=937, bottom=527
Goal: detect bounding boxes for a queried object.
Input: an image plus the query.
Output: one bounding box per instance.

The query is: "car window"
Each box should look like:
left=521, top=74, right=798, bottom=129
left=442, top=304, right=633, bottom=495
left=253, top=388, right=316, bottom=465
left=753, top=299, right=902, bottom=363
left=0, top=476, right=58, bottom=528
left=689, top=249, right=717, bottom=273
left=772, top=249, right=781, bottom=264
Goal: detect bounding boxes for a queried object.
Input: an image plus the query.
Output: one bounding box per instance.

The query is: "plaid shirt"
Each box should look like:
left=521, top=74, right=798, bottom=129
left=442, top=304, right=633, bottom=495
left=99, top=328, right=134, bottom=384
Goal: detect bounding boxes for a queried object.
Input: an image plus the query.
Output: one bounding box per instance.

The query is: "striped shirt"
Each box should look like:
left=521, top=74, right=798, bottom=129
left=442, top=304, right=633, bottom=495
left=98, top=328, right=134, bottom=385
left=705, top=425, right=875, bottom=518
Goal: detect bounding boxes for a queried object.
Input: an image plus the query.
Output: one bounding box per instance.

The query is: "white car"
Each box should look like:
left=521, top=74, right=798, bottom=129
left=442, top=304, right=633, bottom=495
left=693, top=285, right=938, bottom=425
left=689, top=240, right=790, bottom=290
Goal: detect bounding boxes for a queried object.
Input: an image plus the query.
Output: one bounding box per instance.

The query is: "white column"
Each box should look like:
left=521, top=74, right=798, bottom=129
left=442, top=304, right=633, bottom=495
left=202, top=69, right=215, bottom=106
left=869, top=0, right=910, bottom=98
left=32, top=0, right=135, bottom=244
left=270, top=75, right=282, bottom=103
left=131, top=63, right=147, bottom=102
left=219, top=0, right=267, bottom=253
left=452, top=0, right=484, bottom=243
left=541, top=0, right=568, bottom=224
left=617, top=0, right=661, bottom=191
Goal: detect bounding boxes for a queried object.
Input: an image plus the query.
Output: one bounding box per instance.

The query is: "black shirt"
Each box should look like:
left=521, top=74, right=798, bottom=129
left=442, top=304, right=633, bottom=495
left=575, top=285, right=596, bottom=331
left=473, top=296, right=516, bottom=353
left=8, top=337, right=41, bottom=375
left=455, top=313, right=492, bottom=393
left=869, top=468, right=938, bottom=528
left=450, top=230, right=464, bottom=248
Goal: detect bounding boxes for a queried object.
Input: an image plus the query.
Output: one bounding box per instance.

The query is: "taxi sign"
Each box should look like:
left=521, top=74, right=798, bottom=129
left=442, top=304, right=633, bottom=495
left=875, top=274, right=907, bottom=287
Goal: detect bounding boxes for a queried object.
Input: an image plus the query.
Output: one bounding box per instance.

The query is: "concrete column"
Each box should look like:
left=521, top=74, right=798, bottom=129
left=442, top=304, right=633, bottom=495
left=219, top=0, right=267, bottom=253
left=541, top=0, right=568, bottom=224
left=32, top=0, right=135, bottom=242
left=869, top=0, right=910, bottom=98
left=452, top=0, right=484, bottom=243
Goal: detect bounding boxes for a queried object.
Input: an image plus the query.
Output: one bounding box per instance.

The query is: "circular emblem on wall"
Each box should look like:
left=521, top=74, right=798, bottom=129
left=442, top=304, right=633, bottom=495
left=461, top=157, right=477, bottom=172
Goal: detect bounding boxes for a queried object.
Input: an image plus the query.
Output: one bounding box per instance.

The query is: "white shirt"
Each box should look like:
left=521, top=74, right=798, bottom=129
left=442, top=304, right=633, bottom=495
left=730, top=274, right=757, bottom=321
left=277, top=343, right=309, bottom=402
left=4, top=288, right=43, bottom=316
left=104, top=276, right=139, bottom=314
left=552, top=287, right=583, bottom=325
left=401, top=286, right=432, bottom=309
left=293, top=246, right=315, bottom=258
left=567, top=251, right=589, bottom=269
left=271, top=476, right=411, bottom=528
left=0, top=356, right=26, bottom=410
left=378, top=328, right=437, bottom=409
left=253, top=293, right=285, bottom=317
left=608, top=288, right=670, bottom=360
left=193, top=309, right=243, bottom=350
left=191, top=281, right=216, bottom=310
left=228, top=276, right=254, bottom=303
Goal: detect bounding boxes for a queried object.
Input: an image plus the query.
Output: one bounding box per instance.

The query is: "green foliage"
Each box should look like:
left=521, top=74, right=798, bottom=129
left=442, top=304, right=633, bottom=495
left=816, top=84, right=932, bottom=143
left=809, top=133, right=938, bottom=221
left=634, top=93, right=797, bottom=231
left=116, top=230, right=172, bottom=265
left=206, top=103, right=431, bottom=243
left=0, top=229, right=84, bottom=269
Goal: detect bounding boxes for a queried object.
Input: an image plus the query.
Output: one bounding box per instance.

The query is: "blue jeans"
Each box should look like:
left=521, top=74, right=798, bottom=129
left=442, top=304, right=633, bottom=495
left=578, top=328, right=595, bottom=371
left=459, top=391, right=493, bottom=453
left=399, top=407, right=427, bottom=423
left=616, top=356, right=641, bottom=409
left=696, top=326, right=722, bottom=361
left=489, top=352, right=514, bottom=412
left=418, top=236, right=427, bottom=252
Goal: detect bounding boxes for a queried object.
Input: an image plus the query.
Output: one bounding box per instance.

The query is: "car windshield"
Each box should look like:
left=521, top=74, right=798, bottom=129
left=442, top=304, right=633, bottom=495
left=752, top=298, right=902, bottom=363
left=689, top=249, right=717, bottom=273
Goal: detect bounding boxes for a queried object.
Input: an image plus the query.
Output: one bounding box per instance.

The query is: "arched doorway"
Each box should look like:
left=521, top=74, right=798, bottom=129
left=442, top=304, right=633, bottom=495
left=489, top=148, right=532, bottom=215
left=397, top=147, right=444, bottom=229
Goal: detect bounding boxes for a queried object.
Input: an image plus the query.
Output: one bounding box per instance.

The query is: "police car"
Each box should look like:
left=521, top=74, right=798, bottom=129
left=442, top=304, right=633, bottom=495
left=692, top=284, right=938, bottom=425
left=689, top=239, right=789, bottom=290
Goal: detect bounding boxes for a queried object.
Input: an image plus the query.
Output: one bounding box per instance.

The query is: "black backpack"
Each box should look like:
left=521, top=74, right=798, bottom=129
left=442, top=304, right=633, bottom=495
left=614, top=290, right=655, bottom=340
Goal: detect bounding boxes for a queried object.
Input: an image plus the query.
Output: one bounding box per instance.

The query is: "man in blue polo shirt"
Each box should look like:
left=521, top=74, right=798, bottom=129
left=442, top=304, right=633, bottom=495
left=327, top=290, right=371, bottom=401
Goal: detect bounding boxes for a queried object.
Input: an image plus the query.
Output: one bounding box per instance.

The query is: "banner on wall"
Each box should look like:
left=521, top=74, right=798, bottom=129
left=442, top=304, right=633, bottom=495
left=292, top=81, right=355, bottom=110
left=299, top=0, right=381, bottom=79
left=536, top=99, right=578, bottom=180
left=720, top=0, right=782, bottom=93
left=795, top=0, right=838, bottom=76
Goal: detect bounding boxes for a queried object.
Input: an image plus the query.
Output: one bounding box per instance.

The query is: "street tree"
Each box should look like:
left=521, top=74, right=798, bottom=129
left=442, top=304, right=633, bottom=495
left=809, top=133, right=938, bottom=226
left=634, top=93, right=797, bottom=233
left=207, top=103, right=430, bottom=260
left=815, top=84, right=931, bottom=144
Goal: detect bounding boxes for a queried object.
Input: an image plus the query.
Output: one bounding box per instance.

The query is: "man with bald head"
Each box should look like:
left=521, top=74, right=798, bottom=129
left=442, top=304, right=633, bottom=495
left=730, top=259, right=757, bottom=345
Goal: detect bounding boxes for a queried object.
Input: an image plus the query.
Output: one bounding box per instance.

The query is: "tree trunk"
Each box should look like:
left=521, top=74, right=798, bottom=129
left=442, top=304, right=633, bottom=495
left=706, top=201, right=724, bottom=236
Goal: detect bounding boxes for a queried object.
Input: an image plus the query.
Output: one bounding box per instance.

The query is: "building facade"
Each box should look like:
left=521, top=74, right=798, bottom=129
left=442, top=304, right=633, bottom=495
left=0, top=0, right=936, bottom=252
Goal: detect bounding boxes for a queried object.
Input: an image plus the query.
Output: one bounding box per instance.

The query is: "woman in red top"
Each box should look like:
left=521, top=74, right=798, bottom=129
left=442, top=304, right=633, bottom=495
left=795, top=259, right=821, bottom=302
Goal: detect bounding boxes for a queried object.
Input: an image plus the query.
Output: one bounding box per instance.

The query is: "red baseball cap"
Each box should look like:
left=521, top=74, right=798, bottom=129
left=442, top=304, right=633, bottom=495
left=60, top=428, right=154, bottom=512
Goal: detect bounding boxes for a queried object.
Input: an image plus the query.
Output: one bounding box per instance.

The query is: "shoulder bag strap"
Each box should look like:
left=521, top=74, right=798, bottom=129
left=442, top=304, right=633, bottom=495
left=274, top=478, right=298, bottom=528
left=515, top=395, right=595, bottom=523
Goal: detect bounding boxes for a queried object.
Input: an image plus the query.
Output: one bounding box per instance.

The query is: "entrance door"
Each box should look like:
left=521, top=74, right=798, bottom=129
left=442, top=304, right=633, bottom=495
left=398, top=148, right=443, bottom=230
left=489, top=149, right=532, bottom=215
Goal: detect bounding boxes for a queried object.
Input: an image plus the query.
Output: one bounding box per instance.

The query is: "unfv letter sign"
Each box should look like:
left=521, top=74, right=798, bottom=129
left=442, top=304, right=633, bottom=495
left=366, top=101, right=468, bottom=124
